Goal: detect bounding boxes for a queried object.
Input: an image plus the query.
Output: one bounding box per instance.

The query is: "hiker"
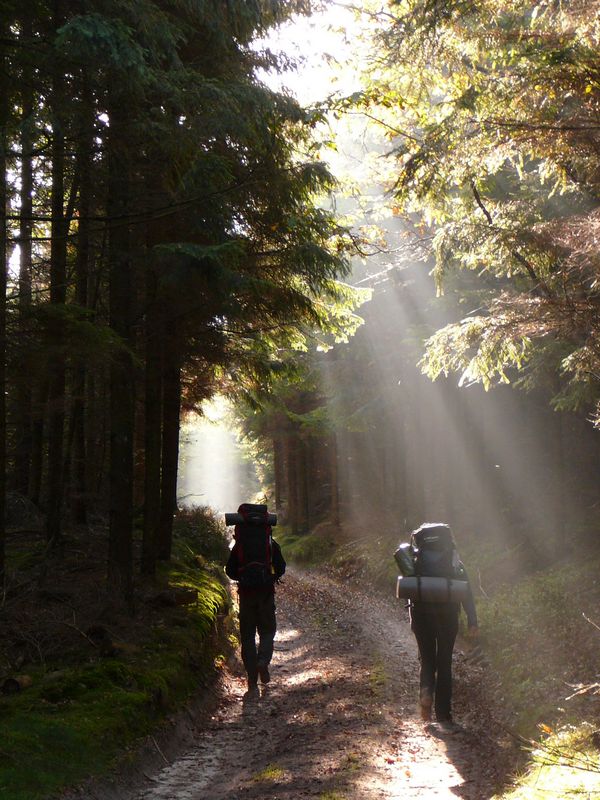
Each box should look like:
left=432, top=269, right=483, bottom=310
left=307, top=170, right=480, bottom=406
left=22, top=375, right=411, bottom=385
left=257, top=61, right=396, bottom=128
left=399, top=522, right=478, bottom=726
left=225, top=503, right=286, bottom=694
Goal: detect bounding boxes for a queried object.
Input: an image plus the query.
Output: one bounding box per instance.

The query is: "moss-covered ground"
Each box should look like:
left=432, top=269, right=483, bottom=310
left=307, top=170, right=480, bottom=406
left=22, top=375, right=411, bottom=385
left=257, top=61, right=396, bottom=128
left=0, top=508, right=233, bottom=800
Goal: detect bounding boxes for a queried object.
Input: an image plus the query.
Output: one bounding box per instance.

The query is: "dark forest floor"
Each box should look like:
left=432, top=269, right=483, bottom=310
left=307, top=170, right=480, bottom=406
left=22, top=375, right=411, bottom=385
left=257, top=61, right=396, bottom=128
left=107, top=569, right=516, bottom=800
left=0, top=518, right=230, bottom=800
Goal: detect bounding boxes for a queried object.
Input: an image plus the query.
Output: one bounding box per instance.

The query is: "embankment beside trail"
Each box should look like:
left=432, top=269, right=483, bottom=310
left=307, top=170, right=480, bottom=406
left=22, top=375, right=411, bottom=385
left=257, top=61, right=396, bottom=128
left=0, top=509, right=235, bottom=800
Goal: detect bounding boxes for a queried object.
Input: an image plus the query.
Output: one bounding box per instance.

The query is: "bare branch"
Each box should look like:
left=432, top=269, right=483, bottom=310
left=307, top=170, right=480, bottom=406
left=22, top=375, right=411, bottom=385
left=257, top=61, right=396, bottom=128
left=469, top=178, right=554, bottom=299
left=583, top=612, right=600, bottom=633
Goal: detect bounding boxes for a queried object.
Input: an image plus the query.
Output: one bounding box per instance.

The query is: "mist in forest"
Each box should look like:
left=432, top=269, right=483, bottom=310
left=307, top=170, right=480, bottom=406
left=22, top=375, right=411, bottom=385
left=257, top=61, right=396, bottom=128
left=322, top=255, right=599, bottom=561
left=177, top=403, right=260, bottom=514
left=321, top=152, right=599, bottom=576
left=174, top=4, right=600, bottom=583
left=246, top=4, right=600, bottom=583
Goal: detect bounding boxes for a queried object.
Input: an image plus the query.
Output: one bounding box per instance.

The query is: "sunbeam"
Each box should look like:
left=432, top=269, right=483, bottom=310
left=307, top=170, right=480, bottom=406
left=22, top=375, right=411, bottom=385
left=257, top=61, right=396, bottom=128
left=177, top=399, right=260, bottom=514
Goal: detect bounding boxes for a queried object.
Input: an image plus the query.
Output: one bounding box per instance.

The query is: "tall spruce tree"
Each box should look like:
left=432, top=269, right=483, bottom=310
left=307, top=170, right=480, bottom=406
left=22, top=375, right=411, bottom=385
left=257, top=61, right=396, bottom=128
left=363, top=0, right=600, bottom=419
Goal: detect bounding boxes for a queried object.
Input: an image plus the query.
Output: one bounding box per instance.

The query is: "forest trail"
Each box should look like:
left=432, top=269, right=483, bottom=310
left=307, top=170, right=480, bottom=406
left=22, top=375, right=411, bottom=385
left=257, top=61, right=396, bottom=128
left=133, top=571, right=508, bottom=800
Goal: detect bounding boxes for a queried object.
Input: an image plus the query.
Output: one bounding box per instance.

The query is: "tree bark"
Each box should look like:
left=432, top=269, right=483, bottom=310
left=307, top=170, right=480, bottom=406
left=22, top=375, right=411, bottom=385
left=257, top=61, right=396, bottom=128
left=14, top=29, right=33, bottom=496
left=69, top=80, right=94, bottom=525
left=157, top=352, right=181, bottom=561
left=286, top=434, right=299, bottom=535
left=86, top=366, right=108, bottom=505
left=29, top=380, right=47, bottom=508
left=45, top=1, right=68, bottom=546
left=273, top=435, right=284, bottom=512
left=142, top=269, right=162, bottom=575
left=294, top=436, right=309, bottom=533
left=329, top=434, right=340, bottom=528
left=0, top=19, right=8, bottom=586
left=107, top=98, right=134, bottom=603
left=549, top=402, right=566, bottom=557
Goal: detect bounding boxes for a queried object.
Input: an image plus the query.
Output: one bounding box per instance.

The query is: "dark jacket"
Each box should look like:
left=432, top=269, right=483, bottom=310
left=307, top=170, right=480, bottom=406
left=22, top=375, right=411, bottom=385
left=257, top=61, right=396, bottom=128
left=225, top=539, right=286, bottom=592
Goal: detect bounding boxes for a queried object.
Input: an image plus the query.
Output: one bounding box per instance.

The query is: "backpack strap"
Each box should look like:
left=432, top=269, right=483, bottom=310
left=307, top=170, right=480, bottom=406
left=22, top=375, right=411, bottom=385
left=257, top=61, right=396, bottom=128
left=233, top=525, right=244, bottom=565
left=259, top=502, right=272, bottom=571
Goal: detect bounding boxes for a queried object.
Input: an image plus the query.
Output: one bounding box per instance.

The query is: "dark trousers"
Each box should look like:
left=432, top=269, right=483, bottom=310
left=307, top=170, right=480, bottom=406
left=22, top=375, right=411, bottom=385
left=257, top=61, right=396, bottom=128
left=411, top=606, right=459, bottom=721
left=238, top=590, right=277, bottom=681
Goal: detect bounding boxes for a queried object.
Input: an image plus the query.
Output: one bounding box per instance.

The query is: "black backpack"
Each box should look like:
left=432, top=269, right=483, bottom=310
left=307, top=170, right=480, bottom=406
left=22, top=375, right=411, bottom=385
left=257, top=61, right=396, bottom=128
left=233, top=504, right=274, bottom=589
left=411, top=523, right=458, bottom=580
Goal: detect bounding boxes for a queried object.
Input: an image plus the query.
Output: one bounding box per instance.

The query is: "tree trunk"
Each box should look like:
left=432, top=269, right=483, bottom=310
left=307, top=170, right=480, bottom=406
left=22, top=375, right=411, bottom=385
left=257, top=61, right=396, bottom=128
left=551, top=405, right=566, bottom=556
left=69, top=81, right=93, bottom=526
left=286, top=434, right=299, bottom=535
left=335, top=430, right=348, bottom=526
left=157, top=352, right=181, bottom=561
left=29, top=380, right=47, bottom=507
left=107, top=99, right=134, bottom=603
left=394, top=405, right=408, bottom=527
left=14, top=37, right=33, bottom=496
left=273, top=435, right=284, bottom=512
left=295, top=437, right=309, bottom=533
left=329, top=434, right=340, bottom=528
left=69, top=368, right=88, bottom=526
left=45, top=2, right=68, bottom=546
left=0, top=20, right=8, bottom=586
left=86, top=366, right=108, bottom=505
left=281, top=433, right=292, bottom=529
left=142, top=271, right=162, bottom=575
left=405, top=381, right=424, bottom=527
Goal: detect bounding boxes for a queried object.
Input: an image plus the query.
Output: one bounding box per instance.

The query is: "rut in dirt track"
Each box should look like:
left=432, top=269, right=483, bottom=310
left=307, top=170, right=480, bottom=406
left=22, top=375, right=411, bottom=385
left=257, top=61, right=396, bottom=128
left=134, top=569, right=510, bottom=800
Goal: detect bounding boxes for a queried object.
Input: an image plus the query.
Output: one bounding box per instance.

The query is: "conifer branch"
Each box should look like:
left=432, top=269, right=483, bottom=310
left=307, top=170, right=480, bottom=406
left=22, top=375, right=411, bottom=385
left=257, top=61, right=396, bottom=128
left=469, top=178, right=554, bottom=299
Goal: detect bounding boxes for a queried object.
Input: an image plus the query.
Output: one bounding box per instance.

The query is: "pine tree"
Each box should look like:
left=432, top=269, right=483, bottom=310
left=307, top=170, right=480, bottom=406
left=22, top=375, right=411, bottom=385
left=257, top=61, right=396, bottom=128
left=364, top=0, right=600, bottom=419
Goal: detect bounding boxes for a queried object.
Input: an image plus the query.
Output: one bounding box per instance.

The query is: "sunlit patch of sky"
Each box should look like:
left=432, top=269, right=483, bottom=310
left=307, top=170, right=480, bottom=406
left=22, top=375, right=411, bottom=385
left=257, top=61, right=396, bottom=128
left=255, top=2, right=364, bottom=103
left=255, top=2, right=395, bottom=285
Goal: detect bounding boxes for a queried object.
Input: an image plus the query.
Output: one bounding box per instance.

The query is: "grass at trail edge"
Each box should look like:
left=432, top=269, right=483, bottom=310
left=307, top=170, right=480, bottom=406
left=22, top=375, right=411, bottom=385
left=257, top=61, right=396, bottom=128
left=0, top=508, right=233, bottom=800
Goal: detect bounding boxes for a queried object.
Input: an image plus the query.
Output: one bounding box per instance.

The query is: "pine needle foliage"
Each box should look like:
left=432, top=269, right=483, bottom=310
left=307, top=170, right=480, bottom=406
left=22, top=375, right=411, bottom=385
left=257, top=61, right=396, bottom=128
left=0, top=0, right=363, bottom=589
left=364, top=0, right=600, bottom=419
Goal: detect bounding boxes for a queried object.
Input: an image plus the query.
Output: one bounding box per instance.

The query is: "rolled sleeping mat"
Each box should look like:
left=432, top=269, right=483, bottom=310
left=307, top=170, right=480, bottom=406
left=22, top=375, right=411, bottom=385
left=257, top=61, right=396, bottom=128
left=394, top=543, right=416, bottom=576
left=396, top=575, right=469, bottom=603
left=225, top=512, right=277, bottom=527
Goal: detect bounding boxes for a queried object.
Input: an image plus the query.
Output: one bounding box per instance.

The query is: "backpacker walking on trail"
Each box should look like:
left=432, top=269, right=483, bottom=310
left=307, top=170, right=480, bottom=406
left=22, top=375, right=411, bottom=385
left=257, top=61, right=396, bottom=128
left=395, top=522, right=478, bottom=726
left=225, top=504, right=286, bottom=694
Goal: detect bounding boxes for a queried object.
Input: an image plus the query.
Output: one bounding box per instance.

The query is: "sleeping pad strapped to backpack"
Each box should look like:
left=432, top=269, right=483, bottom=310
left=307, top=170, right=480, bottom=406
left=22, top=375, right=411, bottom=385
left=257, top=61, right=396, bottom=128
left=395, top=523, right=469, bottom=603
left=233, top=503, right=274, bottom=589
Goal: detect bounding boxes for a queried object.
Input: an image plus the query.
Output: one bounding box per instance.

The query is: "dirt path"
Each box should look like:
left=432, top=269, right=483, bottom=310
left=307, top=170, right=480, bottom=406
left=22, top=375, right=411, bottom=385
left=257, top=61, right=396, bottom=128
left=133, top=570, right=510, bottom=800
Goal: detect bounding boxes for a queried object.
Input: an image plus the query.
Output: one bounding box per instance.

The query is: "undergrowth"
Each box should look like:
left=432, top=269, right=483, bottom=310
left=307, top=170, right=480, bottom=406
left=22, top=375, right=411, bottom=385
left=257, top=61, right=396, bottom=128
left=493, top=724, right=600, bottom=799
left=477, top=558, right=600, bottom=730
left=0, top=507, right=232, bottom=800
left=478, top=557, right=600, bottom=797
left=276, top=528, right=339, bottom=564
left=278, top=526, right=398, bottom=589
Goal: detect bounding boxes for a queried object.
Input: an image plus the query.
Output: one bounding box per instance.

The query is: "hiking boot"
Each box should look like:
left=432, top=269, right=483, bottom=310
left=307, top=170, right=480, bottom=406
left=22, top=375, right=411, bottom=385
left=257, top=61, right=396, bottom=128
left=419, top=689, right=433, bottom=722
left=257, top=662, right=270, bottom=684
left=244, top=683, right=259, bottom=702
left=437, top=718, right=460, bottom=733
